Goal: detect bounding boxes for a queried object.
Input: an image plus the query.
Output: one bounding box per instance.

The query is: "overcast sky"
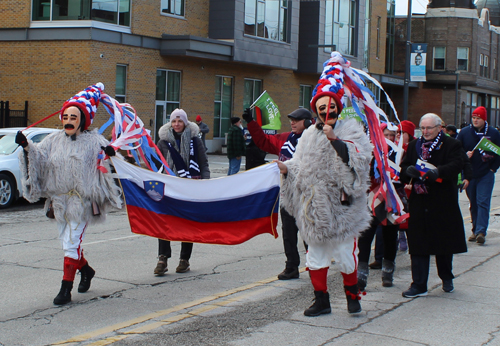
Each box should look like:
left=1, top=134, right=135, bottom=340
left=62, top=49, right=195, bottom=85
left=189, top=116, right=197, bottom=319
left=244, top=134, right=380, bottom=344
left=395, top=0, right=429, bottom=15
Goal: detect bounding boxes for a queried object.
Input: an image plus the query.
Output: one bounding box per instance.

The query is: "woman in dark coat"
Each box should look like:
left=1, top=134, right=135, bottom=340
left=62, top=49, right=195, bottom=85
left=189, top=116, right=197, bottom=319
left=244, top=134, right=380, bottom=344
left=400, top=113, right=467, bottom=298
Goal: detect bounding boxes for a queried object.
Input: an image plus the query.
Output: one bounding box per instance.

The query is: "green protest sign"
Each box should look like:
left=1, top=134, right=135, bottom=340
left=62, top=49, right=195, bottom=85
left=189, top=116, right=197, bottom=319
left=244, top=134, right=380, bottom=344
left=474, top=137, right=500, bottom=156
left=339, top=107, right=363, bottom=122
left=251, top=91, right=282, bottom=130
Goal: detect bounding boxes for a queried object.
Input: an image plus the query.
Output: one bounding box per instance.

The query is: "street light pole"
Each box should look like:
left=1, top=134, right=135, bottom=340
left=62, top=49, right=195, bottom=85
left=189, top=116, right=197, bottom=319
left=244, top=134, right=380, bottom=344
left=455, top=71, right=459, bottom=126
left=402, top=0, right=413, bottom=121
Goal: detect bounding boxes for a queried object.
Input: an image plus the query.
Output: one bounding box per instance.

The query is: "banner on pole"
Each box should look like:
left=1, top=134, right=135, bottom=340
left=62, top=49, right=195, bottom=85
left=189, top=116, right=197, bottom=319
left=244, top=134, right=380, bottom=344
left=475, top=137, right=500, bottom=156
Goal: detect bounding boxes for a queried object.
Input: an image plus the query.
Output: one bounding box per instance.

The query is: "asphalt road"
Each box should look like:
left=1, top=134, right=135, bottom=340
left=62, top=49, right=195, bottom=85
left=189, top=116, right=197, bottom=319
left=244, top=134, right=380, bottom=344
left=1, top=155, right=500, bottom=346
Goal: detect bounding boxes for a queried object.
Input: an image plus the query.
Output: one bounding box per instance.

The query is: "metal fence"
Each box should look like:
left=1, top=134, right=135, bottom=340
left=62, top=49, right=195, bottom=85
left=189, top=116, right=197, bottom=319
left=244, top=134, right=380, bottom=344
left=0, top=101, right=28, bottom=128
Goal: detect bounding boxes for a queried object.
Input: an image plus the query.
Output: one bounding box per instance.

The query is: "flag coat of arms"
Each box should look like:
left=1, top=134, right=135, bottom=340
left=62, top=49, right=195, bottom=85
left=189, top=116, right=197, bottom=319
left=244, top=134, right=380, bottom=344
left=112, top=158, right=280, bottom=245
left=416, top=159, right=442, bottom=183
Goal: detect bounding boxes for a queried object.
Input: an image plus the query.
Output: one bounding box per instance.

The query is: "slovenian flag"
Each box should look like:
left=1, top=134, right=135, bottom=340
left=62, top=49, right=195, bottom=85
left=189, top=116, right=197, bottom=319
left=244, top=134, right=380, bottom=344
left=416, top=159, right=442, bottom=183
left=112, top=158, right=280, bottom=245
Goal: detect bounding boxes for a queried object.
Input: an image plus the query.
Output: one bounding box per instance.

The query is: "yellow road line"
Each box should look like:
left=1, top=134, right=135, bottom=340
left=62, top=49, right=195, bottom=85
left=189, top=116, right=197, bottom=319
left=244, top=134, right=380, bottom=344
left=53, top=270, right=303, bottom=345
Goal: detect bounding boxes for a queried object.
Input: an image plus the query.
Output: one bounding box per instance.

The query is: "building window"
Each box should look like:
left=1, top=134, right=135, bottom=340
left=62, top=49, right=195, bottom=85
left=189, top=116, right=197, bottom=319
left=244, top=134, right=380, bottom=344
left=299, top=85, right=313, bottom=110
left=325, top=0, right=357, bottom=56
left=214, top=76, right=233, bottom=138
left=244, top=0, right=288, bottom=42
left=155, top=69, right=181, bottom=141
left=485, top=55, right=489, bottom=78
left=457, top=47, right=469, bottom=71
left=161, top=0, right=184, bottom=16
left=32, top=0, right=130, bottom=26
left=433, top=46, right=445, bottom=70
left=115, top=65, right=127, bottom=103
left=385, top=0, right=395, bottom=74
left=243, top=79, right=263, bottom=112
left=480, top=54, right=484, bottom=76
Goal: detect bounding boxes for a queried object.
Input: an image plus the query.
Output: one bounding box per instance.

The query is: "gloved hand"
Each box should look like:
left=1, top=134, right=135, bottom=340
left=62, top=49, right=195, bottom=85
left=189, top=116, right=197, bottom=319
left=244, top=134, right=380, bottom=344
left=422, top=169, right=439, bottom=182
left=15, top=131, right=28, bottom=148
left=101, top=145, right=116, bottom=157
left=406, top=165, right=421, bottom=179
left=242, top=108, right=254, bottom=123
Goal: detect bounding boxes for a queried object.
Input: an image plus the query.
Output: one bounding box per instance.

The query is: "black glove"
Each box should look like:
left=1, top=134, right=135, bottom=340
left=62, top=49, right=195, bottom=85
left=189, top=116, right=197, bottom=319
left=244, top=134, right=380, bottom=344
left=101, top=145, right=116, bottom=157
left=15, top=131, right=28, bottom=148
left=406, top=165, right=421, bottom=179
left=422, top=169, right=439, bottom=182
left=242, top=108, right=254, bottom=123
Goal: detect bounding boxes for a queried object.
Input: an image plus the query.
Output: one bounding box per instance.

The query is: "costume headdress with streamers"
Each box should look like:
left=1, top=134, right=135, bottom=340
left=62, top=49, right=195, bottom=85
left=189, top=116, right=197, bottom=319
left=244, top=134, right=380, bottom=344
left=60, top=83, right=103, bottom=130
left=311, top=52, right=407, bottom=224
left=24, top=82, right=173, bottom=176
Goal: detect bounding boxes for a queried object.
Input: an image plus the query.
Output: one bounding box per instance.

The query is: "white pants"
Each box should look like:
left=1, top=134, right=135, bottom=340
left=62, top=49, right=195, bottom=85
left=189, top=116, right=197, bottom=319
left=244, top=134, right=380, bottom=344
left=57, top=220, right=88, bottom=260
left=306, top=237, right=358, bottom=274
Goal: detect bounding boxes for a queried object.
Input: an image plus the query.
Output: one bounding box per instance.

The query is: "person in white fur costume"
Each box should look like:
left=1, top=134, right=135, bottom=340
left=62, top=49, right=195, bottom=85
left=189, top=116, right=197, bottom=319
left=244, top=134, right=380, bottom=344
left=277, top=53, right=373, bottom=316
left=15, top=83, right=122, bottom=306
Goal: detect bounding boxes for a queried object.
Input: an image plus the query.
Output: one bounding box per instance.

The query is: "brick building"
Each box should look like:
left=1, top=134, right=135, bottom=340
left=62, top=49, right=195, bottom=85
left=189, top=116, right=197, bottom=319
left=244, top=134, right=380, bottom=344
left=393, top=0, right=500, bottom=127
left=0, top=0, right=370, bottom=152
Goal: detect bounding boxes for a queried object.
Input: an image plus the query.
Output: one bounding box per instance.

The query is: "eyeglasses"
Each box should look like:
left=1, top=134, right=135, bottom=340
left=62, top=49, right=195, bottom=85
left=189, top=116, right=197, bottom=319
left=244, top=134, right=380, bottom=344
left=289, top=118, right=302, bottom=124
left=419, top=125, right=439, bottom=131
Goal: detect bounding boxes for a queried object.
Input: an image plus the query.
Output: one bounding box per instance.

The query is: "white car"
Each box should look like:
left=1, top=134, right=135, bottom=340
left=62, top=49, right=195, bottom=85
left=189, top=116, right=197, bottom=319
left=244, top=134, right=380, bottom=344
left=0, top=127, right=60, bottom=209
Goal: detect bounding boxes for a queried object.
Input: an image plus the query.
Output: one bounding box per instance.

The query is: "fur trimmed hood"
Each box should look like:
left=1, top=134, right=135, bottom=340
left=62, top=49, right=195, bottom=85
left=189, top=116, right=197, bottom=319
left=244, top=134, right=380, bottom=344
left=158, top=121, right=200, bottom=141
left=280, top=119, right=373, bottom=244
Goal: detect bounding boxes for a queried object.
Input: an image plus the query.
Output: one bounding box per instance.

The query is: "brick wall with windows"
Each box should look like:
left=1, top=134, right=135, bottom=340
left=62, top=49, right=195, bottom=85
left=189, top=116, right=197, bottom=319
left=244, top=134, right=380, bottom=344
left=131, top=0, right=209, bottom=38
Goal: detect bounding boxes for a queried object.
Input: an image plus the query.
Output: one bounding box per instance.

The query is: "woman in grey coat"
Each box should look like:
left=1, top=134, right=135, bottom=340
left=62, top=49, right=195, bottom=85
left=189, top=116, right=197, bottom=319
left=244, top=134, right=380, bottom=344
left=153, top=108, right=210, bottom=275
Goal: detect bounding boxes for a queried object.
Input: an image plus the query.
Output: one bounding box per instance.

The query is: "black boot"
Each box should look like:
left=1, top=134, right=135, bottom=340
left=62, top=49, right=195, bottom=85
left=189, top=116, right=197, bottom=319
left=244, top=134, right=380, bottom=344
left=381, top=259, right=395, bottom=287
left=304, top=291, right=331, bottom=317
left=54, top=280, right=73, bottom=305
left=345, top=285, right=362, bottom=313
left=78, top=263, right=95, bottom=293
left=357, top=262, right=369, bottom=291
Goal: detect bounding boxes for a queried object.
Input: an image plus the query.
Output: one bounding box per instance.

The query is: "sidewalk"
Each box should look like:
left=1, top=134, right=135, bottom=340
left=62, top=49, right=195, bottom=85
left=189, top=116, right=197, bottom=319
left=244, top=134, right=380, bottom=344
left=206, top=155, right=500, bottom=346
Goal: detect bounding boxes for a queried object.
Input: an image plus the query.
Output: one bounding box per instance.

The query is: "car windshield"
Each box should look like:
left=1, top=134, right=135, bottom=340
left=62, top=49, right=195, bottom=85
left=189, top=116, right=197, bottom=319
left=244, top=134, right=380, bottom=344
left=0, top=134, right=19, bottom=155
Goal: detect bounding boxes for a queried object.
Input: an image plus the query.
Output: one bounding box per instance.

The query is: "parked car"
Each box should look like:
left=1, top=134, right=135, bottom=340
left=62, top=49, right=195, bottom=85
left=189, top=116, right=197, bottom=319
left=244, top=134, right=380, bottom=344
left=0, top=127, right=59, bottom=209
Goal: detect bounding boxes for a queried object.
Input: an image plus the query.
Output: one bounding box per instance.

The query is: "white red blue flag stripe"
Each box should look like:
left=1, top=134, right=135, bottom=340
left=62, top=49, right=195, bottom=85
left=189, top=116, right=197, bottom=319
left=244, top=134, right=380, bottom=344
left=112, top=158, right=280, bottom=245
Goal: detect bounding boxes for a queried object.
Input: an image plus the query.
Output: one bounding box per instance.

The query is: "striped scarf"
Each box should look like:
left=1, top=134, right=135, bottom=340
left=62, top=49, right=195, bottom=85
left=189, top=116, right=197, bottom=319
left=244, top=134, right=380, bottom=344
left=279, top=132, right=301, bottom=162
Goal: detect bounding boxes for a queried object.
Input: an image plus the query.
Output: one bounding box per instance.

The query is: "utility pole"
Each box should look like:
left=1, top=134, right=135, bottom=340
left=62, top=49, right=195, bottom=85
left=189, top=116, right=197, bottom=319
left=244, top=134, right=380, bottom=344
left=402, top=0, right=413, bottom=121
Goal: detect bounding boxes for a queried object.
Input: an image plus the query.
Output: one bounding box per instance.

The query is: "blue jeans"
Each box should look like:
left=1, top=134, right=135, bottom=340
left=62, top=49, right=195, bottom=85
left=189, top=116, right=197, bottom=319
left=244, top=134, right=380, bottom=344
left=228, top=157, right=241, bottom=175
left=466, top=170, right=495, bottom=236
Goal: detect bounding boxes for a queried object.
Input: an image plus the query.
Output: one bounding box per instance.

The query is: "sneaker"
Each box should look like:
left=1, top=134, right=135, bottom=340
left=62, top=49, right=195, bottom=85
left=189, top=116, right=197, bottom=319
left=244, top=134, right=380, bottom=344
left=154, top=255, right=168, bottom=276
left=468, top=233, right=477, bottom=242
left=176, top=259, right=190, bottom=273
left=402, top=286, right=428, bottom=298
left=277, top=267, right=299, bottom=280
left=369, top=260, right=382, bottom=270
left=476, top=233, right=486, bottom=244
left=442, top=280, right=454, bottom=293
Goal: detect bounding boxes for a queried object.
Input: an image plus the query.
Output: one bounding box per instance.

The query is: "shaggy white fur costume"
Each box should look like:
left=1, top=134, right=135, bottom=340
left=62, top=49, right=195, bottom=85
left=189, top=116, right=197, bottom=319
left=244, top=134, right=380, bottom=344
left=281, top=119, right=372, bottom=245
left=19, top=130, right=122, bottom=224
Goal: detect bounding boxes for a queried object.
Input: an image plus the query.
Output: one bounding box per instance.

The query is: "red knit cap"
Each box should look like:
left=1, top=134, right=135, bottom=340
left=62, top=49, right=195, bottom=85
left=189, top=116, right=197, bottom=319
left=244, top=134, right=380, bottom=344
left=398, top=120, right=416, bottom=138
left=196, top=115, right=202, bottom=122
left=472, top=106, right=487, bottom=121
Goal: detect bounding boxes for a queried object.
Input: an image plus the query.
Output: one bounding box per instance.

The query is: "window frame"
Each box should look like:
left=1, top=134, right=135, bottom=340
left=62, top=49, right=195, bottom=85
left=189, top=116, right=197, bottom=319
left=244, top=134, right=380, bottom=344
left=213, top=75, right=234, bottom=139
left=299, top=85, right=313, bottom=111
left=160, top=0, right=185, bottom=17
left=31, top=0, right=131, bottom=28
left=324, top=0, right=358, bottom=56
left=115, top=64, right=127, bottom=103
left=155, top=69, right=182, bottom=141
left=243, top=0, right=289, bottom=43
left=457, top=47, right=469, bottom=72
left=243, top=78, right=263, bottom=112
left=433, top=46, right=446, bottom=71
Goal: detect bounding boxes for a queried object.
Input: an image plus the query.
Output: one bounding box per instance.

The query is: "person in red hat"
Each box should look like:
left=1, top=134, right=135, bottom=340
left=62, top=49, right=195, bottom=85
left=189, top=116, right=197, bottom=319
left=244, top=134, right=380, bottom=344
left=457, top=106, right=500, bottom=244
left=195, top=115, right=210, bottom=150
left=15, top=83, right=122, bottom=305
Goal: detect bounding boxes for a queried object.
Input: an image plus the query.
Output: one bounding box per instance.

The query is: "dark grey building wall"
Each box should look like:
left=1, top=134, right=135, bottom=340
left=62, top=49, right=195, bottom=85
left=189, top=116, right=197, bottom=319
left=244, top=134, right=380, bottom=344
left=209, top=0, right=236, bottom=39
left=297, top=1, right=320, bottom=73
